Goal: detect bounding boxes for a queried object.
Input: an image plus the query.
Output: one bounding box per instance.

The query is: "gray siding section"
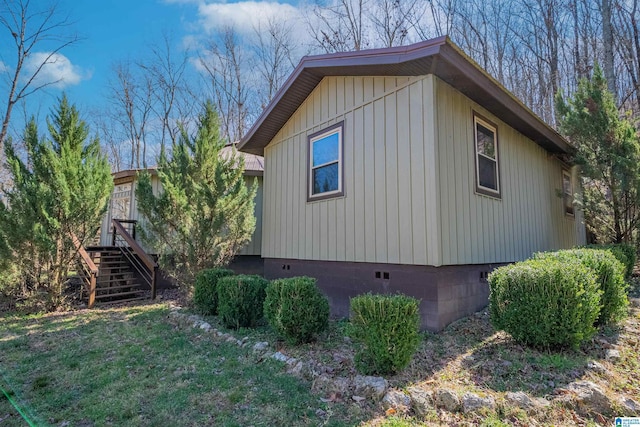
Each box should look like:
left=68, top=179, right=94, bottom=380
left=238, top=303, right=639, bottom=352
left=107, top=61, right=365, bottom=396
left=433, top=77, right=585, bottom=265
left=262, top=75, right=440, bottom=265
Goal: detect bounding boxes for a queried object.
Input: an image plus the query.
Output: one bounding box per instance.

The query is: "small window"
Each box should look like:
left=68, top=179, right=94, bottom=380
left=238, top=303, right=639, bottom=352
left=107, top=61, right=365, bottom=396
left=562, top=169, right=574, bottom=216
left=308, top=122, right=344, bottom=200
left=473, top=113, right=500, bottom=197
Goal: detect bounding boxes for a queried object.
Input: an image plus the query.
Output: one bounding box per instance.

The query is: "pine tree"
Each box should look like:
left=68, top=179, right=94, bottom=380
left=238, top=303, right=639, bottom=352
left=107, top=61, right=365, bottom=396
left=555, top=66, right=640, bottom=243
left=0, top=95, right=113, bottom=309
left=136, top=101, right=256, bottom=289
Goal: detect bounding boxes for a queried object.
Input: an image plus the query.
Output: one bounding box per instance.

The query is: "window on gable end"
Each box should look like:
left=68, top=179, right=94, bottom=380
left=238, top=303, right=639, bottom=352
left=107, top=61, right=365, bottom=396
left=308, top=122, right=344, bottom=201
left=473, top=113, right=501, bottom=198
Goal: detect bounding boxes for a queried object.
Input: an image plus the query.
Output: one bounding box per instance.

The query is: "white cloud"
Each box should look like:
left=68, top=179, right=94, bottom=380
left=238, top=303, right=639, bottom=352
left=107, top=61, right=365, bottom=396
left=0, top=61, right=8, bottom=73
left=196, top=1, right=303, bottom=35
left=23, top=52, right=89, bottom=89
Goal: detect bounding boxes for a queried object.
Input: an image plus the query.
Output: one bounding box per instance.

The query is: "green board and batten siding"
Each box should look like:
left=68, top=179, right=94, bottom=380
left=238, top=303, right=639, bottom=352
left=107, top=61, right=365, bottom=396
left=261, top=74, right=585, bottom=266
left=434, top=78, right=585, bottom=265
left=263, top=75, right=440, bottom=265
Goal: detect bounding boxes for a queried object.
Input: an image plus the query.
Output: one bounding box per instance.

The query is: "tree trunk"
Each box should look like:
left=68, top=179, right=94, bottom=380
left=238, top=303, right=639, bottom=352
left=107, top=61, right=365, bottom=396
left=601, top=0, right=616, bottom=95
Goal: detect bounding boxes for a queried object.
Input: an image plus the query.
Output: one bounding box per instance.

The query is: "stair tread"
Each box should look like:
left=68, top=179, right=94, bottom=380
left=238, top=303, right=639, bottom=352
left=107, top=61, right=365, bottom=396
left=95, top=290, right=146, bottom=299
left=96, top=280, right=138, bottom=288
left=96, top=296, right=148, bottom=305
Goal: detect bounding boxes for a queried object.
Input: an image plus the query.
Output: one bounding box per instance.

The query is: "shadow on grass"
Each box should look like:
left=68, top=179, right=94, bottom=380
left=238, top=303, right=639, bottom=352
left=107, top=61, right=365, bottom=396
left=391, top=311, right=497, bottom=388
left=390, top=306, right=626, bottom=400
left=0, top=303, right=373, bottom=427
left=461, top=322, right=624, bottom=398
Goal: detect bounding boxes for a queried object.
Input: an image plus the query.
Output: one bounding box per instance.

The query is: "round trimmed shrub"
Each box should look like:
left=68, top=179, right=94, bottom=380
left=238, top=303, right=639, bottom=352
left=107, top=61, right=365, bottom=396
left=217, top=274, right=269, bottom=329
left=489, top=258, right=601, bottom=349
left=349, top=293, right=421, bottom=375
left=534, top=248, right=628, bottom=325
left=263, top=277, right=329, bottom=345
left=192, top=268, right=234, bottom=315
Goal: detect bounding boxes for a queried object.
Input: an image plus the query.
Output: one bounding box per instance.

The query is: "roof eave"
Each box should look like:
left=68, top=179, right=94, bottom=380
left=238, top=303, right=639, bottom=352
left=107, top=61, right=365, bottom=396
left=239, top=36, right=573, bottom=157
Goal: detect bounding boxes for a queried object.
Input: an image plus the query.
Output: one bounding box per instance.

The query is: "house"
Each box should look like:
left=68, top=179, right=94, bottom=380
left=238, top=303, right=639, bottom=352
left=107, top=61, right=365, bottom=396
left=98, top=145, right=265, bottom=273
left=238, top=36, right=586, bottom=331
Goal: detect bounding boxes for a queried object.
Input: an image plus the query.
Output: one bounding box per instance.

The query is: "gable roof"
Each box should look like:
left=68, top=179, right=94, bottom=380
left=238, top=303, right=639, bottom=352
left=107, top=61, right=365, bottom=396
left=220, top=144, right=264, bottom=176
left=111, top=147, right=264, bottom=182
left=238, top=36, right=572, bottom=156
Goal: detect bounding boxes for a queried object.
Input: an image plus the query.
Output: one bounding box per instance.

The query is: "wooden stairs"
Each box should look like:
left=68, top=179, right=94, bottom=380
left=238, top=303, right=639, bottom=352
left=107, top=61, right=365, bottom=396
left=74, top=219, right=158, bottom=308
left=84, top=246, right=148, bottom=304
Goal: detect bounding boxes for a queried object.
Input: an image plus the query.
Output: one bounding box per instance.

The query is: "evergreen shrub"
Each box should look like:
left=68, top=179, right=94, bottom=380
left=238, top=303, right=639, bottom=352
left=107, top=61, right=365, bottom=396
left=217, top=274, right=269, bottom=329
left=489, top=258, right=601, bottom=349
left=586, top=243, right=636, bottom=279
left=535, top=248, right=628, bottom=324
left=349, top=293, right=421, bottom=375
left=192, top=268, right=234, bottom=315
left=263, top=277, right=329, bottom=344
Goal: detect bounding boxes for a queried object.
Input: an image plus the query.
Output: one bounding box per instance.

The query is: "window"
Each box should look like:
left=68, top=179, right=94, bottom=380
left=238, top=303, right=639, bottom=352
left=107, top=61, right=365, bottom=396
left=562, top=169, right=574, bottom=216
left=110, top=182, right=132, bottom=220
left=474, top=113, right=500, bottom=197
left=308, top=122, right=344, bottom=200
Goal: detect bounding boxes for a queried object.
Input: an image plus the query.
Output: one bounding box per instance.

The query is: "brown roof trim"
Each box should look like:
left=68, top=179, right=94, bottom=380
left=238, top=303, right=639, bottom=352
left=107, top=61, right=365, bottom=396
left=238, top=36, right=572, bottom=156
left=112, top=168, right=157, bottom=180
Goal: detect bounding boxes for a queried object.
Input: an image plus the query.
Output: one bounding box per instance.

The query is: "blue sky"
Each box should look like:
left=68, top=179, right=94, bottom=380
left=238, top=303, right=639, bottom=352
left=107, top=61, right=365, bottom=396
left=0, top=0, right=307, bottom=136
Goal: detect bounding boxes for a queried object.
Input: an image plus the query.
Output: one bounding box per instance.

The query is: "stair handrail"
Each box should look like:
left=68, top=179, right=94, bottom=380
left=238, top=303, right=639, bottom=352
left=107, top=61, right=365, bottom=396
left=111, top=219, right=158, bottom=299
left=71, top=232, right=98, bottom=307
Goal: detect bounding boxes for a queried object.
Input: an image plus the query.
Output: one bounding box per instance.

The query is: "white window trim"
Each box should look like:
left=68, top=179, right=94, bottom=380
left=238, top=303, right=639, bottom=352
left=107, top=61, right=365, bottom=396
left=473, top=114, right=501, bottom=197
left=308, top=122, right=344, bottom=201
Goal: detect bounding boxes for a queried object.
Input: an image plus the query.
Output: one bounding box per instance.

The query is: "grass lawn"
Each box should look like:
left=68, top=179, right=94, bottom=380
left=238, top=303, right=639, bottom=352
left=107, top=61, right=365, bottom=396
left=1, top=286, right=639, bottom=426
left=0, top=304, right=370, bottom=426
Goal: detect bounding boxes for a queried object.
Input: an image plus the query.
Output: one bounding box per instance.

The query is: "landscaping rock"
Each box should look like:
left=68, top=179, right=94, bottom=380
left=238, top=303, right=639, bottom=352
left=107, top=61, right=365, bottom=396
left=435, top=389, right=461, bottom=412
left=587, top=361, right=609, bottom=375
left=505, top=391, right=536, bottom=410
left=199, top=322, right=212, bottom=331
left=287, top=360, right=312, bottom=379
left=354, top=375, right=388, bottom=401
left=562, top=381, right=611, bottom=414
left=605, top=349, right=621, bottom=362
left=312, top=374, right=351, bottom=396
left=407, top=386, right=434, bottom=417
left=462, top=392, right=496, bottom=413
left=619, top=396, right=640, bottom=415
left=253, top=342, right=269, bottom=353
left=381, top=389, right=410, bottom=412
left=271, top=352, right=290, bottom=363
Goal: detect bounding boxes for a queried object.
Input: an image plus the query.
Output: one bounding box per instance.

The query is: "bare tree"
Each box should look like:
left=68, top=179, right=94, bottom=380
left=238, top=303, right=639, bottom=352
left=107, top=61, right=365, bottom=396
left=106, top=60, right=153, bottom=169
left=0, top=0, right=79, bottom=152
left=368, top=0, right=419, bottom=47
left=200, top=27, right=252, bottom=143
left=308, top=0, right=369, bottom=52
left=252, top=17, right=299, bottom=108
left=613, top=0, right=640, bottom=111
left=140, top=31, right=199, bottom=149
left=600, top=0, right=617, bottom=94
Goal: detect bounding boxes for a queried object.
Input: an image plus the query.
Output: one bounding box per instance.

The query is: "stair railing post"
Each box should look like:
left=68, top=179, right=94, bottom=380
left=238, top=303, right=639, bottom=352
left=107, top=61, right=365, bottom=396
left=88, top=271, right=97, bottom=308
left=111, top=224, right=116, bottom=246
left=151, top=266, right=157, bottom=300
